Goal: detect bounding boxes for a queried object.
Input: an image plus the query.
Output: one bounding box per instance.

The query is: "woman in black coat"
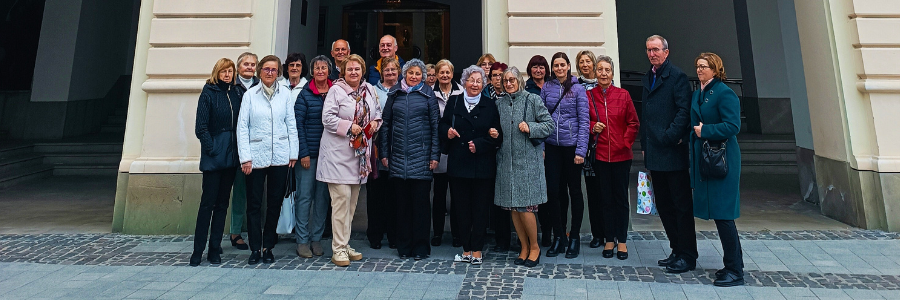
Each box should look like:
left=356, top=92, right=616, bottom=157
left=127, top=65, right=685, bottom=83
left=191, top=58, right=243, bottom=266
left=379, top=59, right=441, bottom=260
left=439, top=65, right=503, bottom=265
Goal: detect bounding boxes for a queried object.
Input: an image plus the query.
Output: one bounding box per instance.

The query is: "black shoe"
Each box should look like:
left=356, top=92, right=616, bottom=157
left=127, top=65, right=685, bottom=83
left=602, top=244, right=615, bottom=259
left=564, top=238, right=580, bottom=259
left=399, top=253, right=410, bottom=259
left=546, top=237, right=562, bottom=257
left=589, top=237, right=603, bottom=248
left=665, top=257, right=696, bottom=274
left=715, top=269, right=727, bottom=280
left=431, top=235, right=442, bottom=247
left=514, top=258, right=525, bottom=265
left=452, top=237, right=462, bottom=248
left=714, top=271, right=745, bottom=287
left=189, top=251, right=202, bottom=267
left=370, top=242, right=382, bottom=249
left=230, top=235, right=249, bottom=250
left=248, top=251, right=260, bottom=265
left=413, top=254, right=425, bottom=261
left=616, top=247, right=628, bottom=260
left=658, top=253, right=677, bottom=266
left=262, top=249, right=275, bottom=264
left=524, top=250, right=541, bottom=267
left=207, top=247, right=222, bottom=264
left=555, top=237, right=569, bottom=256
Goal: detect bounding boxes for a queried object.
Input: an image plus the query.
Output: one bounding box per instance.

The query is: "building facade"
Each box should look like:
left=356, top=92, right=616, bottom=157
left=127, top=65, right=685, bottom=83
left=106, top=0, right=899, bottom=234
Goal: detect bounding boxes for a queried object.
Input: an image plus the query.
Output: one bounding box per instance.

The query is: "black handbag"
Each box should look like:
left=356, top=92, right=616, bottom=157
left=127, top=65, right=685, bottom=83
left=583, top=91, right=601, bottom=175
left=696, top=89, right=728, bottom=179
left=199, top=86, right=238, bottom=172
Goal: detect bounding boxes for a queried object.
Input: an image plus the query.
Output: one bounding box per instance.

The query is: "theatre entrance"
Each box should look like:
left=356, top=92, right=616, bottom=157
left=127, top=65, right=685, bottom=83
left=342, top=0, right=450, bottom=65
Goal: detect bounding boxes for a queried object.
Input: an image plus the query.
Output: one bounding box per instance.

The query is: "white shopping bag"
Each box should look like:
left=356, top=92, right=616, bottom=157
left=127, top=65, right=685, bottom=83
left=636, top=171, right=658, bottom=215
left=276, top=169, right=296, bottom=234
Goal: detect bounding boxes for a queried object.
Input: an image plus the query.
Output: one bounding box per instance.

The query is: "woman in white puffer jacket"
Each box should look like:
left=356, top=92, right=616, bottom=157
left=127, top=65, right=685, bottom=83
left=236, top=55, right=299, bottom=265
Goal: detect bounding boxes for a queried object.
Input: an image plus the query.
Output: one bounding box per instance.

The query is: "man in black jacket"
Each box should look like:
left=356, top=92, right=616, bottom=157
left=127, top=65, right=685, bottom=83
left=640, top=35, right=697, bottom=273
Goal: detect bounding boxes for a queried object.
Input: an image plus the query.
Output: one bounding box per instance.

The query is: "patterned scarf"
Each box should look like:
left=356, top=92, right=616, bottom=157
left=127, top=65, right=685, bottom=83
left=348, top=84, right=372, bottom=180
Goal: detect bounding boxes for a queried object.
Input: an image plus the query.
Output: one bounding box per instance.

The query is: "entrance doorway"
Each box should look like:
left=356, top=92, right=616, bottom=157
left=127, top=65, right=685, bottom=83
left=342, top=0, right=450, bottom=64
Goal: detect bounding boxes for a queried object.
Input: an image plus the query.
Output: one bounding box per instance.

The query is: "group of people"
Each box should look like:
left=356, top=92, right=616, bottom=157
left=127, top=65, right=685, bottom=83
left=192, top=33, right=745, bottom=287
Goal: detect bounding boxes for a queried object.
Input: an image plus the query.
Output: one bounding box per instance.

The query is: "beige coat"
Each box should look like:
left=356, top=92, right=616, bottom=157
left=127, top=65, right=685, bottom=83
left=316, top=80, right=382, bottom=184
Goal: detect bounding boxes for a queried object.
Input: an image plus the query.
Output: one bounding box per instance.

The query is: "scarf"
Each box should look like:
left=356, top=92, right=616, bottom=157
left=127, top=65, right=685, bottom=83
left=400, top=80, right=423, bottom=93
left=239, top=76, right=253, bottom=89
left=489, top=88, right=506, bottom=100
left=464, top=93, right=480, bottom=112
left=375, top=55, right=399, bottom=74
left=579, top=76, right=599, bottom=91
left=347, top=82, right=373, bottom=181
left=261, top=82, right=275, bottom=100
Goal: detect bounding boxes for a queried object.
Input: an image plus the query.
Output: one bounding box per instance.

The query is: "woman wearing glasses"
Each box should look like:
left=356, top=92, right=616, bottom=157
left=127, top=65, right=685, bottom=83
left=476, top=53, right=496, bottom=76
left=237, top=55, right=299, bottom=265
left=439, top=65, right=502, bottom=264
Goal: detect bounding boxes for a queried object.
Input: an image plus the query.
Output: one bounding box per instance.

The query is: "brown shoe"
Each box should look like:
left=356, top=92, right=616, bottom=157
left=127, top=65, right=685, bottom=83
left=332, top=249, right=350, bottom=267
left=296, top=244, right=313, bottom=258
left=310, top=241, right=324, bottom=256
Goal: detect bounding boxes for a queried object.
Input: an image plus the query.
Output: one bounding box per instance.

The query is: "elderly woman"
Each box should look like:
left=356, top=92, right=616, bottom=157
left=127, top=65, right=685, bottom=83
left=439, top=65, right=502, bottom=264
left=587, top=55, right=640, bottom=260
left=425, top=63, right=437, bottom=88
left=229, top=52, right=258, bottom=251
left=431, top=59, right=462, bottom=248
left=379, top=59, right=440, bottom=260
left=576, top=51, right=598, bottom=91
left=496, top=67, right=554, bottom=267
left=540, top=52, right=589, bottom=259
left=524, top=55, right=549, bottom=96
left=477, top=53, right=496, bottom=75
left=191, top=58, right=243, bottom=266
left=282, top=52, right=308, bottom=100
left=482, top=62, right=508, bottom=100
left=366, top=57, right=400, bottom=249
left=317, top=54, right=381, bottom=267
left=690, top=52, right=743, bottom=287
left=292, top=55, right=333, bottom=259
left=237, top=55, right=299, bottom=265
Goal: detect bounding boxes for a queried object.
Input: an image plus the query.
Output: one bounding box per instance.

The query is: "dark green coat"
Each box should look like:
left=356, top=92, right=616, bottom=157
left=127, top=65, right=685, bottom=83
left=690, top=79, right=741, bottom=220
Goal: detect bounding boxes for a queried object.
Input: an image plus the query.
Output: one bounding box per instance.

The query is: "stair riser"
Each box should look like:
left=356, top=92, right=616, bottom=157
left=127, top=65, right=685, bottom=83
left=0, top=146, right=34, bottom=158
left=43, top=156, right=122, bottom=165
left=33, top=144, right=123, bottom=154
left=0, top=157, right=44, bottom=174
left=0, top=169, right=52, bottom=189
left=53, top=168, right=119, bottom=176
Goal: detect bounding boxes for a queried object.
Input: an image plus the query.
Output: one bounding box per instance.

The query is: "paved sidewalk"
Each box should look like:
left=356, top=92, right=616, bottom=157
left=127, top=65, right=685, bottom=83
left=2, top=230, right=900, bottom=299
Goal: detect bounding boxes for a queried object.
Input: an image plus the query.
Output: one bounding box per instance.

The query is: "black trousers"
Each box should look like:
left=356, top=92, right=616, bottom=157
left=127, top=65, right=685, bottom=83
left=584, top=174, right=604, bottom=242
left=716, top=219, right=744, bottom=276
left=542, top=144, right=585, bottom=238
left=490, top=202, right=511, bottom=247
left=246, top=165, right=289, bottom=251
left=594, top=160, right=632, bottom=243
left=449, top=177, right=492, bottom=252
left=431, top=173, right=457, bottom=239
left=651, top=169, right=698, bottom=261
left=366, top=171, right=396, bottom=245
left=194, top=168, right=237, bottom=253
left=393, top=178, right=432, bottom=257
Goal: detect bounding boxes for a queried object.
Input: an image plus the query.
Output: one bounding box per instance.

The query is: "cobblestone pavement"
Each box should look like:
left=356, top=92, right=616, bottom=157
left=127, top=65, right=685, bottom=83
left=2, top=230, right=900, bottom=299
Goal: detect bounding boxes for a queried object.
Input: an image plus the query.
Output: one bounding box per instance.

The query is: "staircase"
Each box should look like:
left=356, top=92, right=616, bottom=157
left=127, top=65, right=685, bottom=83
left=0, top=135, right=122, bottom=189
left=631, top=134, right=798, bottom=174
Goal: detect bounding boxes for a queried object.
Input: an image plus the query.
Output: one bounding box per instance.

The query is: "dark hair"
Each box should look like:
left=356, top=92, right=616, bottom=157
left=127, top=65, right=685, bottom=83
left=550, top=52, right=574, bottom=97
left=489, top=62, right=508, bottom=74
left=526, top=55, right=549, bottom=78
left=283, top=52, right=307, bottom=79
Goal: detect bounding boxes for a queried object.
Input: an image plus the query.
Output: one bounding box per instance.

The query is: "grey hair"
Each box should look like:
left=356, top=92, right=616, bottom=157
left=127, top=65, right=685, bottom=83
left=460, top=65, right=485, bottom=86
left=595, top=55, right=615, bottom=74
left=382, top=35, right=398, bottom=46
left=502, top=66, right=526, bottom=93
left=309, top=55, right=333, bottom=77
left=331, top=39, right=350, bottom=51
left=646, top=35, right=669, bottom=50
left=237, top=52, right=258, bottom=65
left=402, top=58, right=427, bottom=82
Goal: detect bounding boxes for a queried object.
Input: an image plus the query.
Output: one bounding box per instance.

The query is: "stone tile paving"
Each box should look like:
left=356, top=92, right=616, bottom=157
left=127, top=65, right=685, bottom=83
left=1, top=230, right=900, bottom=299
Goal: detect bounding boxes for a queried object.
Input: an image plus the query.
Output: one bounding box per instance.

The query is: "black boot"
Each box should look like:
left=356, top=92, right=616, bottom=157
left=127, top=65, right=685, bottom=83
left=589, top=237, right=603, bottom=248
left=189, top=251, right=202, bottom=267
left=564, top=238, right=580, bottom=259
left=546, top=237, right=562, bottom=257
left=207, top=247, right=222, bottom=264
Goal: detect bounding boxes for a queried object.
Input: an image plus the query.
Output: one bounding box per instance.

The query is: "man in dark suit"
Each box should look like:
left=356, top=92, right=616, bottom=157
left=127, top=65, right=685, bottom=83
left=640, top=35, right=697, bottom=273
left=329, top=39, right=350, bottom=80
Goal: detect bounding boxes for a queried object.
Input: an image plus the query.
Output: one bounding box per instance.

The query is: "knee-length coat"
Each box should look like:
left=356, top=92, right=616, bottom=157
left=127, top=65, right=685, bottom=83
left=494, top=90, right=554, bottom=208
left=690, top=78, right=741, bottom=220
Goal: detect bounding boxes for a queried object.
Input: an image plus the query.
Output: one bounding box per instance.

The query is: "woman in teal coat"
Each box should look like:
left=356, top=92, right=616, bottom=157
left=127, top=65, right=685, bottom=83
left=689, top=52, right=743, bottom=287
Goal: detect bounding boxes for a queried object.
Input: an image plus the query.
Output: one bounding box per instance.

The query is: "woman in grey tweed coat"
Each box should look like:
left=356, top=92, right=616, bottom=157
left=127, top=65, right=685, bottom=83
left=494, top=67, right=554, bottom=267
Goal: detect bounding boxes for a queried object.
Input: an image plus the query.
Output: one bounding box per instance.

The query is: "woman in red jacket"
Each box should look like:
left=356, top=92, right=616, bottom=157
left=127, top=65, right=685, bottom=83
left=587, top=55, right=640, bottom=260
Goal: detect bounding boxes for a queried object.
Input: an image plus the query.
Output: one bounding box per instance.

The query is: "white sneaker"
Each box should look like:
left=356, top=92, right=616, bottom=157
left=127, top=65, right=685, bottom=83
left=332, top=249, right=350, bottom=267
left=471, top=256, right=483, bottom=265
left=348, top=247, right=363, bottom=261
left=454, top=254, right=472, bottom=263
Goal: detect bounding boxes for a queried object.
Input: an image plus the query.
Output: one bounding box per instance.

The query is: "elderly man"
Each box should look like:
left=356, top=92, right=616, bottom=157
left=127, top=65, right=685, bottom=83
left=329, top=39, right=350, bottom=80
left=367, top=35, right=405, bottom=85
left=640, top=35, right=696, bottom=274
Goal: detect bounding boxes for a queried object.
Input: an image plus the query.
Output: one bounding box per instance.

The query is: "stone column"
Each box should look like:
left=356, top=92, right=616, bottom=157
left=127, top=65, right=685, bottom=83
left=795, top=0, right=900, bottom=231
left=113, top=0, right=290, bottom=234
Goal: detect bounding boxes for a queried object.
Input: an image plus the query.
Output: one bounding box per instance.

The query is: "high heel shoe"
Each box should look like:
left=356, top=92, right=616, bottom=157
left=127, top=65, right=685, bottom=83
left=230, top=235, right=249, bottom=250
left=616, top=243, right=628, bottom=260
left=524, top=250, right=541, bottom=267
left=602, top=243, right=615, bottom=258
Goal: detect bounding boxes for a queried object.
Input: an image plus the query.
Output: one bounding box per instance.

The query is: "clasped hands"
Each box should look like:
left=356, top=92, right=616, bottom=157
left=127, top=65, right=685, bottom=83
left=447, top=127, right=500, bottom=153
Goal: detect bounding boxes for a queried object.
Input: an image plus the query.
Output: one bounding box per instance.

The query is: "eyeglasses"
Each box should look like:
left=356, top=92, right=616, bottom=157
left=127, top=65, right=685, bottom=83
left=502, top=78, right=517, bottom=83
left=480, top=62, right=494, bottom=68
left=696, top=65, right=710, bottom=70
left=465, top=79, right=483, bottom=85
left=647, top=48, right=665, bottom=53
left=261, top=68, right=278, bottom=74
left=491, top=73, right=503, bottom=78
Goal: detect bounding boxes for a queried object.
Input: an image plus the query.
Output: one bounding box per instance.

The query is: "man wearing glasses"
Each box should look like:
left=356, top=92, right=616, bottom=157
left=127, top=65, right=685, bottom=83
left=366, top=35, right=406, bottom=85
left=640, top=35, right=696, bottom=274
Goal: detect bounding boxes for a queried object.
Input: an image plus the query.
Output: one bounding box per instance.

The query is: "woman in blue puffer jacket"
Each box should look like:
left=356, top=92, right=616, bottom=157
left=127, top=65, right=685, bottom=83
left=539, top=52, right=590, bottom=259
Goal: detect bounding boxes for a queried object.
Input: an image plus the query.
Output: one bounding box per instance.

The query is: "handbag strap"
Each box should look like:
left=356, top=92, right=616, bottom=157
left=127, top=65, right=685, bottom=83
left=587, top=90, right=602, bottom=146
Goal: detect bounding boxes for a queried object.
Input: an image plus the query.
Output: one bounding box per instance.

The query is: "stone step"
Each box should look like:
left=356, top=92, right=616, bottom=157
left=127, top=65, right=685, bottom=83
left=0, top=144, right=34, bottom=159
left=0, top=164, right=53, bottom=189
left=0, top=153, right=44, bottom=174
left=52, top=165, right=119, bottom=176
left=43, top=153, right=122, bottom=165
left=33, top=142, right=123, bottom=154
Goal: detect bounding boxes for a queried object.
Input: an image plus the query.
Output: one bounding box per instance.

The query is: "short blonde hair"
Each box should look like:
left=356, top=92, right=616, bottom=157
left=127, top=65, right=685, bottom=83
left=256, top=55, right=282, bottom=78
left=207, top=58, right=236, bottom=85
left=426, top=64, right=436, bottom=72
left=695, top=52, right=727, bottom=80
left=382, top=57, right=400, bottom=71
left=341, top=54, right=367, bottom=78
left=575, top=50, right=597, bottom=77
left=435, top=59, right=454, bottom=74
left=476, top=53, right=496, bottom=66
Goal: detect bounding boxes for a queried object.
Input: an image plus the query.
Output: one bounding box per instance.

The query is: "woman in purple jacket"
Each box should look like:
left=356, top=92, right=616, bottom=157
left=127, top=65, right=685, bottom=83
left=539, top=52, right=590, bottom=259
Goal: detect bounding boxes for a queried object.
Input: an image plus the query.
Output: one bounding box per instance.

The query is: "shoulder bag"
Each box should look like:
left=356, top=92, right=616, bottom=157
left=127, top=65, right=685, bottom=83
left=697, top=89, right=728, bottom=179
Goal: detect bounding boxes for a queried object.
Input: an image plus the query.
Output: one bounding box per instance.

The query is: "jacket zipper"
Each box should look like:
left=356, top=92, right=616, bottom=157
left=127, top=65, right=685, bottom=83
left=227, top=86, right=235, bottom=146
left=404, top=92, right=410, bottom=179
left=603, top=90, right=610, bottom=161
